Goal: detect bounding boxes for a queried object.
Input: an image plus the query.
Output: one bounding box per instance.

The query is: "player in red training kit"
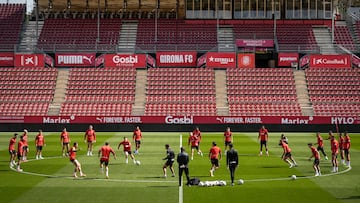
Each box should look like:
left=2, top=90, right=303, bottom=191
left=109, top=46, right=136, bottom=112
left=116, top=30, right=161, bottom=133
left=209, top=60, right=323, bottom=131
left=99, top=142, right=116, bottom=179
left=308, top=143, right=321, bottom=176
left=84, top=125, right=96, bottom=156
left=9, top=133, right=18, bottom=168
left=22, top=129, right=29, bottom=161
left=279, top=140, right=297, bottom=168
left=193, top=127, right=202, bottom=149
left=343, top=131, right=351, bottom=167
left=209, top=142, right=221, bottom=177
left=60, top=127, right=71, bottom=157
left=35, top=130, right=45, bottom=160
left=329, top=131, right=339, bottom=173
left=224, top=127, right=233, bottom=154
left=132, top=126, right=143, bottom=154
left=69, top=142, right=86, bottom=178
left=316, top=132, right=328, bottom=160
left=188, top=132, right=203, bottom=160
left=258, top=126, right=269, bottom=156
left=16, top=136, right=25, bottom=171
left=338, top=133, right=345, bottom=165
left=118, top=137, right=137, bottom=164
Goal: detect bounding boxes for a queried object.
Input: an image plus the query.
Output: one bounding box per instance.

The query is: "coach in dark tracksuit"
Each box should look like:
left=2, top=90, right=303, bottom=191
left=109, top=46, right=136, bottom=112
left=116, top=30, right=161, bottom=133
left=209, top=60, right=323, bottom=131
left=177, top=147, right=190, bottom=186
left=226, top=143, right=239, bottom=186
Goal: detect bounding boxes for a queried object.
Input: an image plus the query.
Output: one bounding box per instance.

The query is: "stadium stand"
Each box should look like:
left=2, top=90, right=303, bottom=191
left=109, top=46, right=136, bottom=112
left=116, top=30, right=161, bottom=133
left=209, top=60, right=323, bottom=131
left=0, top=67, right=57, bottom=116
left=0, top=4, right=25, bottom=51
left=334, top=25, right=356, bottom=51
left=60, top=68, right=135, bottom=116
left=37, top=18, right=121, bottom=51
left=136, top=19, right=217, bottom=51
left=355, top=21, right=360, bottom=44
left=227, top=68, right=302, bottom=116
left=144, top=68, right=217, bottom=116
left=305, top=68, right=360, bottom=116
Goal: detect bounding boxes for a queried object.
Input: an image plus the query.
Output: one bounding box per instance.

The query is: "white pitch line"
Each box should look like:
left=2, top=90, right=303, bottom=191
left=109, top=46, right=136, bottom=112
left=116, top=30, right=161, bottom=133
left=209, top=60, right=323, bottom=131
left=9, top=156, right=352, bottom=185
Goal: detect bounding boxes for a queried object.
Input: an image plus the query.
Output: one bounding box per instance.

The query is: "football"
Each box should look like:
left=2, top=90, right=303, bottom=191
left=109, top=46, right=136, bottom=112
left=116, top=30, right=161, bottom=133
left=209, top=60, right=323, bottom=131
left=238, top=179, right=244, bottom=185
left=135, top=160, right=141, bottom=165
left=291, top=175, right=297, bottom=180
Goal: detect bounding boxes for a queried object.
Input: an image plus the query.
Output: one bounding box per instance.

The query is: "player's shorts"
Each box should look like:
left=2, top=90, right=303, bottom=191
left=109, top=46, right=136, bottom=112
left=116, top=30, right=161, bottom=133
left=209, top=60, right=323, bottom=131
left=135, top=140, right=141, bottom=145
left=9, top=150, right=16, bottom=155
left=332, top=152, right=338, bottom=158
left=313, top=158, right=320, bottom=165
left=343, top=149, right=350, bottom=156
left=63, top=142, right=69, bottom=146
left=211, top=158, right=219, bottom=167
left=260, top=140, right=267, bottom=146
left=17, top=153, right=22, bottom=160
left=284, top=152, right=292, bottom=158
left=36, top=146, right=43, bottom=151
left=100, top=159, right=109, bottom=166
left=191, top=146, right=199, bottom=151
left=70, top=158, right=75, bottom=163
left=225, top=141, right=231, bottom=146
left=317, top=146, right=324, bottom=151
left=23, top=146, right=29, bottom=151
left=87, top=140, right=95, bottom=143
left=165, top=160, right=174, bottom=167
left=124, top=150, right=132, bottom=155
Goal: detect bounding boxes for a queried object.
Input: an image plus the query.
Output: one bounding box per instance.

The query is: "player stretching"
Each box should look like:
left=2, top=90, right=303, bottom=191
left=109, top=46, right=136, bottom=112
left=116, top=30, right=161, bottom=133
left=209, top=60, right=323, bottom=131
left=118, top=137, right=137, bottom=164
left=343, top=131, right=351, bottom=167
left=226, top=143, right=239, bottom=186
left=162, top=144, right=175, bottom=178
left=316, top=132, right=328, bottom=160
left=9, top=133, right=18, bottom=168
left=308, top=143, right=321, bottom=176
left=60, top=128, right=71, bottom=157
left=22, top=129, right=29, bottom=161
left=329, top=131, right=339, bottom=173
left=338, top=133, right=345, bottom=165
left=279, top=140, right=297, bottom=168
left=258, top=126, right=269, bottom=156
left=99, top=142, right=116, bottom=179
left=224, top=127, right=233, bottom=154
left=209, top=142, right=221, bottom=177
left=69, top=142, right=86, bottom=178
left=35, top=130, right=45, bottom=160
left=132, top=126, right=142, bottom=154
left=188, top=132, right=203, bottom=160
left=84, top=125, right=96, bottom=156
left=16, top=136, right=25, bottom=171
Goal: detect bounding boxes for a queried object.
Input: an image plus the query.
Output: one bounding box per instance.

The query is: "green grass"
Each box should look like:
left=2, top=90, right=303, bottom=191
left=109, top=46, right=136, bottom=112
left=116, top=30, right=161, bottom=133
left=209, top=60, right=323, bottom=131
left=1, top=131, right=359, bottom=203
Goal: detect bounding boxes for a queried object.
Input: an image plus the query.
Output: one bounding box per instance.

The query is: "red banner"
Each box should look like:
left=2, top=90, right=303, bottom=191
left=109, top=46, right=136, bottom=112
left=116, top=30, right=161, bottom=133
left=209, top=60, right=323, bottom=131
left=55, top=53, right=96, bottom=67
left=104, top=54, right=146, bottom=68
left=0, top=52, right=14, bottom=66
left=352, top=54, right=360, bottom=68
left=156, top=52, right=197, bottom=67
left=206, top=52, right=236, bottom=68
left=309, top=54, right=351, bottom=68
left=237, top=53, right=255, bottom=68
left=236, top=39, right=274, bottom=47
left=14, top=54, right=45, bottom=67
left=278, top=53, right=299, bottom=67
left=3, top=115, right=356, bottom=125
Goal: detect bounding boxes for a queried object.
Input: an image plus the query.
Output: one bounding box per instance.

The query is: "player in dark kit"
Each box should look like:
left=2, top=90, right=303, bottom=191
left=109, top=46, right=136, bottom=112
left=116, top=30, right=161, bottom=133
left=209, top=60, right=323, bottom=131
left=162, top=144, right=175, bottom=178
left=226, top=143, right=239, bottom=186
left=177, top=147, right=190, bottom=186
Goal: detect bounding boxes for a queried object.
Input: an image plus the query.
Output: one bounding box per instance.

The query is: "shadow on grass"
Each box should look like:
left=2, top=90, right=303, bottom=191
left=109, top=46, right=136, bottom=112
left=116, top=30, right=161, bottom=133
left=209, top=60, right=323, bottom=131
left=338, top=196, right=360, bottom=200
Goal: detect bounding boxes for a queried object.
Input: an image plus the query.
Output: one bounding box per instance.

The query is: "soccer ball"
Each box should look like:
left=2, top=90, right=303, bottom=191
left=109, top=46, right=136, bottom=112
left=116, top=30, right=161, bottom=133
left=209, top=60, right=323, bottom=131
left=238, top=179, right=244, bottom=185
left=135, top=160, right=141, bottom=165
left=291, top=175, right=297, bottom=180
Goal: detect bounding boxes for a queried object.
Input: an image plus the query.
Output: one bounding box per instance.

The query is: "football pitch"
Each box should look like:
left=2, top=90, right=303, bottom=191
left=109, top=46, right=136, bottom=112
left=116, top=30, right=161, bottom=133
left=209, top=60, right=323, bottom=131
left=1, top=131, right=359, bottom=203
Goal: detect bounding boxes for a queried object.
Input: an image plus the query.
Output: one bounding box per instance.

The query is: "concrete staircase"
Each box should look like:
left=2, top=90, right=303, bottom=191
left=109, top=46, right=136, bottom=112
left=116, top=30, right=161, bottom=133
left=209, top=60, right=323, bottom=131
left=312, top=26, right=337, bottom=54
left=47, top=69, right=70, bottom=116
left=217, top=26, right=235, bottom=52
left=293, top=69, right=313, bottom=116
left=18, top=21, right=44, bottom=53
left=214, top=69, right=229, bottom=116
left=117, top=20, right=138, bottom=53
left=132, top=69, right=147, bottom=115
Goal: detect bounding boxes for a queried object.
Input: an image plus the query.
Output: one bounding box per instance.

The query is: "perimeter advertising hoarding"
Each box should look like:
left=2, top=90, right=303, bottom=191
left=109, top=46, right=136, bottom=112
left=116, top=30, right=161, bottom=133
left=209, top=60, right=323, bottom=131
left=104, top=54, right=146, bottom=68
left=206, top=52, right=236, bottom=68
left=156, top=52, right=197, bottom=67
left=0, top=52, right=14, bottom=66
left=55, top=53, right=96, bottom=67
left=10, top=116, right=359, bottom=125
left=14, top=54, right=45, bottom=67
left=309, top=54, right=351, bottom=68
left=278, top=53, right=299, bottom=67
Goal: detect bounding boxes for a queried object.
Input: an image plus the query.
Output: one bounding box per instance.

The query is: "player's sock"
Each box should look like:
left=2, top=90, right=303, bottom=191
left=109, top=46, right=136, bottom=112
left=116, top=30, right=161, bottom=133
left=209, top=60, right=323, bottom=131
left=133, top=159, right=136, bottom=164
left=86, top=151, right=89, bottom=156
left=325, top=156, right=328, bottom=160
left=100, top=167, right=104, bottom=173
left=341, top=159, right=345, bottom=165
left=347, top=161, right=351, bottom=167
left=40, top=155, right=44, bottom=159
left=105, top=168, right=109, bottom=177
left=266, top=151, right=269, bottom=156
left=36, top=155, right=38, bottom=160
left=335, top=167, right=338, bottom=172
left=125, top=158, right=128, bottom=164
left=73, top=173, right=77, bottom=178
left=259, top=151, right=262, bottom=156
